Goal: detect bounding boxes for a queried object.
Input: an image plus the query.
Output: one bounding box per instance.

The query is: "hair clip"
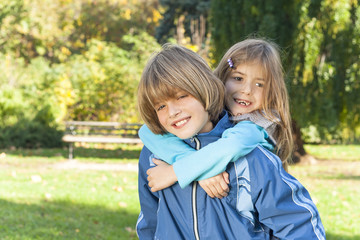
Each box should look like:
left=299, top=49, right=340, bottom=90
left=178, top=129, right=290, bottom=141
left=227, top=58, right=234, bottom=69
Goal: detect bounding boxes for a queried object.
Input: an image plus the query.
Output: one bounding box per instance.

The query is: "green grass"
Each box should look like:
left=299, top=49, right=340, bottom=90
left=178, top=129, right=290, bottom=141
left=0, top=144, right=359, bottom=239
left=290, top=144, right=360, bottom=240
left=0, top=145, right=142, bottom=240
left=304, top=144, right=360, bottom=161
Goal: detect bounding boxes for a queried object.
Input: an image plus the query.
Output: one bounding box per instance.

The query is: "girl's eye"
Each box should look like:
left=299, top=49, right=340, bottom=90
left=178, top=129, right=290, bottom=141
left=256, top=82, right=264, bottom=87
left=234, top=76, right=243, bottom=81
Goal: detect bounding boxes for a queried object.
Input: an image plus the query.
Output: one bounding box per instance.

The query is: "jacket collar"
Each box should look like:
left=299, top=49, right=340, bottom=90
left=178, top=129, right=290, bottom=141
left=184, top=111, right=232, bottom=144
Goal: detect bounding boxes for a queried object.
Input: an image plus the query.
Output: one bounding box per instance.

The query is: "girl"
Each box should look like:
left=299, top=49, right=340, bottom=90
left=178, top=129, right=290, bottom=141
left=140, top=38, right=293, bottom=198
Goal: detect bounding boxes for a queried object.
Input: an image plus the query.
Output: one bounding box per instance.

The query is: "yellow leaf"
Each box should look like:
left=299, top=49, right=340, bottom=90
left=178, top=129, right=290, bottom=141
left=113, top=186, right=123, bottom=192
left=31, top=175, right=42, bottom=183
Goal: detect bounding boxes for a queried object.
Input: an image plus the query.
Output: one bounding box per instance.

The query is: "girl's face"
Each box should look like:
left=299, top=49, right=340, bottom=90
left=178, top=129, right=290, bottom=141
left=224, top=62, right=265, bottom=116
left=154, top=90, right=213, bottom=139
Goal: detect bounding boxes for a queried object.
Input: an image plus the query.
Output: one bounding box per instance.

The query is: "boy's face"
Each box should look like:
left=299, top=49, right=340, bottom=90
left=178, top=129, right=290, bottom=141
left=224, top=62, right=265, bottom=116
left=154, top=90, right=213, bottom=139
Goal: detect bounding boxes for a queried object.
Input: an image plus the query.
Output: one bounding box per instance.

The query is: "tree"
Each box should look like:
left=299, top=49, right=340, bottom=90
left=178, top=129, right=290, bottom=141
left=210, top=0, right=360, bottom=163
left=0, top=0, right=163, bottom=148
left=290, top=0, right=360, bottom=145
left=156, top=0, right=211, bottom=57
left=0, top=0, right=161, bottom=63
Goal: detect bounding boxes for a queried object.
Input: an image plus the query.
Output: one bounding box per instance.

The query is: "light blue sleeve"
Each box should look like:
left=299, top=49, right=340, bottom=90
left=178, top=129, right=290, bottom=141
left=139, top=121, right=273, bottom=188
left=138, top=125, right=196, bottom=165
left=173, top=121, right=273, bottom=187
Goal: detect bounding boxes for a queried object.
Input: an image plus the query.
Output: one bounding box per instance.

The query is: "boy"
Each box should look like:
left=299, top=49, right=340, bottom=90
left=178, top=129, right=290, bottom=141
left=136, top=44, right=325, bottom=240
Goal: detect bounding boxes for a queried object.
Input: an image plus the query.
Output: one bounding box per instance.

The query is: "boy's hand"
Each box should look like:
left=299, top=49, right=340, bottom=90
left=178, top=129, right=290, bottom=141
left=199, top=171, right=229, bottom=199
left=146, top=159, right=178, bottom=192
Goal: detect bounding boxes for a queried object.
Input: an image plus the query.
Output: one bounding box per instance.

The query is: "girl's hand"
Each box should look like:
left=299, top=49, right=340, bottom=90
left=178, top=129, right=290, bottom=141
left=146, top=159, right=177, bottom=192
left=199, top=171, right=229, bottom=199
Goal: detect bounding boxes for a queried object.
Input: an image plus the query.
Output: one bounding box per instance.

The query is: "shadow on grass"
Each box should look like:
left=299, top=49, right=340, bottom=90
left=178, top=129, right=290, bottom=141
left=2, top=145, right=142, bottom=161
left=0, top=198, right=138, bottom=240
left=1, top=199, right=359, bottom=240
left=68, top=146, right=142, bottom=161
left=324, top=175, right=360, bottom=181
left=313, top=173, right=360, bottom=181
left=326, top=232, right=360, bottom=240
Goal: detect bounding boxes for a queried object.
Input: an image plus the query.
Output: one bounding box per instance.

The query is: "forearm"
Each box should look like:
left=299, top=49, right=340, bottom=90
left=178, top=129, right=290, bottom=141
left=174, top=122, right=272, bottom=188
left=139, top=124, right=195, bottom=164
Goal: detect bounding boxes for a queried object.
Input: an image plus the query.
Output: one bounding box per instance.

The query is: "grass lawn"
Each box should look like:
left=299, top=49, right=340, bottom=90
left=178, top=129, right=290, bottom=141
left=0, top=144, right=359, bottom=239
left=289, top=144, right=360, bottom=240
left=0, top=145, right=140, bottom=240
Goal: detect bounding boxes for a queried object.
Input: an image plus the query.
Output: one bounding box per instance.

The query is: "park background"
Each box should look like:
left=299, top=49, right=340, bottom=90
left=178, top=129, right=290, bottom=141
left=0, top=0, right=359, bottom=239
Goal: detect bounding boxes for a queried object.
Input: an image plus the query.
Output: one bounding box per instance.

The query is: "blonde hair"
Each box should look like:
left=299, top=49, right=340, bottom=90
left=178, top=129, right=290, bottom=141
left=214, top=38, right=294, bottom=169
left=138, top=44, right=225, bottom=135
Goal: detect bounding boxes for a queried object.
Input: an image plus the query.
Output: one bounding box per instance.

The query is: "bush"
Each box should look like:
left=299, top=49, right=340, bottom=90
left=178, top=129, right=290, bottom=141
left=0, top=105, right=63, bottom=149
left=0, top=120, right=63, bottom=149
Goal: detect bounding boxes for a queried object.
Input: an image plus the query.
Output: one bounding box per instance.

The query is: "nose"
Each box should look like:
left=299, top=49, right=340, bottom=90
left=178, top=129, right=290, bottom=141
left=241, top=82, right=252, bottom=95
left=168, top=102, right=181, bottom=118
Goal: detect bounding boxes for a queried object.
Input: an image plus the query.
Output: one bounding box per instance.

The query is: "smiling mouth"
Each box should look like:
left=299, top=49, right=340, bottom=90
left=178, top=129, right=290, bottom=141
left=173, top=117, right=190, bottom=127
left=235, top=99, right=251, bottom=106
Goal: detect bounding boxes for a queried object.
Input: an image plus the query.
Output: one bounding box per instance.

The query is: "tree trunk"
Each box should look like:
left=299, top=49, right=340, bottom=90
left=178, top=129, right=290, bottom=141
left=292, top=120, right=317, bottom=164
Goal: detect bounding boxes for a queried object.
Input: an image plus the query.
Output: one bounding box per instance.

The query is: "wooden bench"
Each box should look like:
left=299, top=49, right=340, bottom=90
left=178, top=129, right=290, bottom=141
left=62, top=121, right=143, bottom=159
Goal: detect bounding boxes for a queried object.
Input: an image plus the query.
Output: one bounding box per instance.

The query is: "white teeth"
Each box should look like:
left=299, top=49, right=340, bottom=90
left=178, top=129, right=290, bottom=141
left=235, top=99, right=250, bottom=106
left=175, top=119, right=188, bottom=126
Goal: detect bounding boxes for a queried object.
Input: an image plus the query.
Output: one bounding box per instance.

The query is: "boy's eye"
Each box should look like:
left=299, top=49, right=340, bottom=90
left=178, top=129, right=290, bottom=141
left=156, top=105, right=166, bottom=111
left=177, top=94, right=188, bottom=100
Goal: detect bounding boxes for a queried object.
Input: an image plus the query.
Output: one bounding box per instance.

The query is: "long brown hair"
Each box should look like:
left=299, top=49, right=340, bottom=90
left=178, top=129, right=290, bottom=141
left=214, top=38, right=293, bottom=169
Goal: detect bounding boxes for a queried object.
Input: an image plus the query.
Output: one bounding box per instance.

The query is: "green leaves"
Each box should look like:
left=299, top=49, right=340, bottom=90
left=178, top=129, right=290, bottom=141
left=211, top=0, right=360, bottom=143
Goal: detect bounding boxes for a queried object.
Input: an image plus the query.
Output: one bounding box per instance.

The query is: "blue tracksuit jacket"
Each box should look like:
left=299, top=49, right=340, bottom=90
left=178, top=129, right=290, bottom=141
left=136, top=113, right=326, bottom=240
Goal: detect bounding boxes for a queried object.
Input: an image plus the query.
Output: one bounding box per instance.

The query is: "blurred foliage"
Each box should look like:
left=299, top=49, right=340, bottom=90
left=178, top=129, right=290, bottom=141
left=155, top=0, right=211, bottom=59
left=0, top=0, right=161, bottom=63
left=211, top=0, right=360, bottom=144
left=55, top=34, right=160, bottom=122
left=0, top=0, right=161, bottom=148
left=1, top=0, right=359, bottom=148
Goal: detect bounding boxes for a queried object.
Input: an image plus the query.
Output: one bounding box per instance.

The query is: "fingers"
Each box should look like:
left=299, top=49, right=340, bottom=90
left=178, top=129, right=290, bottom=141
left=207, top=184, right=226, bottom=198
left=199, top=173, right=230, bottom=199
left=222, top=171, right=230, bottom=184
left=200, top=181, right=226, bottom=199
left=202, top=185, right=215, bottom=198
left=219, top=176, right=229, bottom=194
left=215, top=183, right=229, bottom=198
left=147, top=178, right=159, bottom=192
left=152, top=158, right=167, bottom=166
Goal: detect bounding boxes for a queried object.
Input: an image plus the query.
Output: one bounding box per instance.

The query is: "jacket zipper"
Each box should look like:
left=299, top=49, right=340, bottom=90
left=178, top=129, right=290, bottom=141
left=192, top=136, right=200, bottom=240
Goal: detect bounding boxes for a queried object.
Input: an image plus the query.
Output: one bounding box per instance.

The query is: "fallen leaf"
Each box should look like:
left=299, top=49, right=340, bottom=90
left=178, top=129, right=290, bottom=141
left=45, top=193, right=52, bottom=200
left=113, top=186, right=123, bottom=192
left=125, top=227, right=134, bottom=233
left=31, top=175, right=42, bottom=183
